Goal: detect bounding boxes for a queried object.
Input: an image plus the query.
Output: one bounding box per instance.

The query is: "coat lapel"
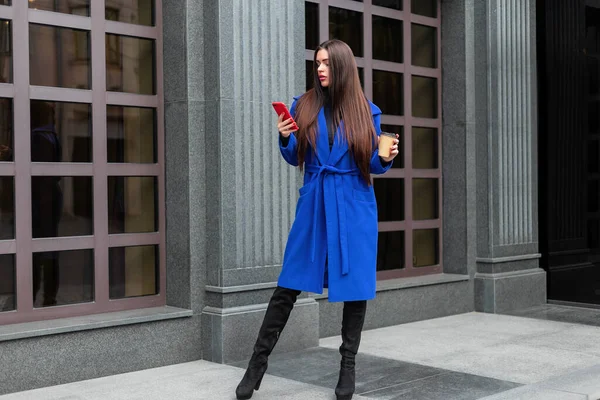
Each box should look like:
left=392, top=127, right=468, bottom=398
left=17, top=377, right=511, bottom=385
left=327, top=122, right=349, bottom=166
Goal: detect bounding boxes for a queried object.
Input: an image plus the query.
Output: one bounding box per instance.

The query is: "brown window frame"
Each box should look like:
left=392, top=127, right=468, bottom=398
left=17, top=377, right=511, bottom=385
left=0, top=0, right=165, bottom=325
left=305, top=0, right=442, bottom=279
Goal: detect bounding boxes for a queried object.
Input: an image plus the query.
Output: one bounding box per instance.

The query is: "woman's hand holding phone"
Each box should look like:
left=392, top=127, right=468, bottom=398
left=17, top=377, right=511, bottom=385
left=277, top=113, right=298, bottom=138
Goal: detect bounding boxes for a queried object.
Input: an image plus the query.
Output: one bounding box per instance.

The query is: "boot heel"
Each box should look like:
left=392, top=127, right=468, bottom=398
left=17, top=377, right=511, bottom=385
left=254, top=375, right=263, bottom=391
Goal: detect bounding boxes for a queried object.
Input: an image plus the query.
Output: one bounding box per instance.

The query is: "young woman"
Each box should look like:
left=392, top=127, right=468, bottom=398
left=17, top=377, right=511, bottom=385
left=235, top=39, right=399, bottom=400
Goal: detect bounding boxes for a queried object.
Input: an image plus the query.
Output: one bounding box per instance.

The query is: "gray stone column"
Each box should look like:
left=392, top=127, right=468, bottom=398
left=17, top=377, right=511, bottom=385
left=473, top=0, right=547, bottom=312
left=199, top=0, right=319, bottom=363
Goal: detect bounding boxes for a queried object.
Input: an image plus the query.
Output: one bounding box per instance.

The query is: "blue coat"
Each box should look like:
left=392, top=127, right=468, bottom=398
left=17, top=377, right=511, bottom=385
left=277, top=96, right=392, bottom=302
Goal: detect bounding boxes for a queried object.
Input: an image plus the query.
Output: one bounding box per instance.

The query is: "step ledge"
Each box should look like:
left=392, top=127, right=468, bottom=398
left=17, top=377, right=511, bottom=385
left=0, top=306, right=193, bottom=343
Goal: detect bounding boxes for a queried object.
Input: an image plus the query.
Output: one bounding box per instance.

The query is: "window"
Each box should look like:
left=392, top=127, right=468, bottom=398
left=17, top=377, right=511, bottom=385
left=0, top=0, right=164, bottom=325
left=305, top=0, right=442, bottom=279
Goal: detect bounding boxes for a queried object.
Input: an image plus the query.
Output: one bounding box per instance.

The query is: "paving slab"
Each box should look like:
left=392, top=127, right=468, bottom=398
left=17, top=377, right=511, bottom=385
left=320, top=312, right=600, bottom=384
left=0, top=360, right=369, bottom=400
left=478, top=386, right=587, bottom=400
left=539, top=364, right=600, bottom=399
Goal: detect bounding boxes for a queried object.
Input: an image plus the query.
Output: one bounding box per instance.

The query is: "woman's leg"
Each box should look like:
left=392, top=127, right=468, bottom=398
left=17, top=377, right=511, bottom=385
left=335, top=300, right=367, bottom=400
left=235, top=286, right=301, bottom=400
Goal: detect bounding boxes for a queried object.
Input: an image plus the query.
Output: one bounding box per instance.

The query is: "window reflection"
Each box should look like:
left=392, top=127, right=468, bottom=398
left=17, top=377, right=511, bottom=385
left=31, top=176, right=93, bottom=238
left=373, top=0, right=402, bottom=10
left=29, top=0, right=90, bottom=16
left=0, top=99, right=12, bottom=162
left=109, top=245, right=158, bottom=299
left=412, top=76, right=437, bottom=118
left=33, top=249, right=94, bottom=308
left=412, top=24, right=437, bottom=68
left=413, top=178, right=438, bottom=220
left=31, top=101, right=92, bottom=163
left=30, top=24, right=91, bottom=89
left=374, top=178, right=404, bottom=221
left=107, top=106, right=156, bottom=163
left=106, top=34, right=155, bottom=95
left=374, top=70, right=403, bottom=115
left=329, top=7, right=363, bottom=57
left=413, top=229, right=438, bottom=267
left=377, top=231, right=404, bottom=271
left=0, top=254, right=14, bottom=312
left=306, top=60, right=314, bottom=91
left=413, top=127, right=437, bottom=169
left=0, top=20, right=12, bottom=84
left=0, top=1, right=9, bottom=5
left=306, top=2, right=319, bottom=50
left=373, top=16, right=402, bottom=63
left=0, top=177, right=13, bottom=240
left=106, top=0, right=154, bottom=27
left=381, top=124, right=404, bottom=168
left=412, top=0, right=437, bottom=18
left=108, top=176, right=157, bottom=234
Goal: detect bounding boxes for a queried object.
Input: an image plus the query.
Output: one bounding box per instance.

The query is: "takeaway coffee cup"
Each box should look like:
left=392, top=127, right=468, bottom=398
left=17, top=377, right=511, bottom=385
left=378, top=131, right=396, bottom=158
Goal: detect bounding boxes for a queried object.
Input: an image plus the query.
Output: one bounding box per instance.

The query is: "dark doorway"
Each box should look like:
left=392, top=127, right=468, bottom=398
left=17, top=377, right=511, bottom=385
left=538, top=0, right=600, bottom=306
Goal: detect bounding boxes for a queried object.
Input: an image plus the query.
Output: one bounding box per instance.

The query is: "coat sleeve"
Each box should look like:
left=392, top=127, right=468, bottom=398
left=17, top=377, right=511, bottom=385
left=369, top=112, right=393, bottom=174
left=279, top=98, right=299, bottom=166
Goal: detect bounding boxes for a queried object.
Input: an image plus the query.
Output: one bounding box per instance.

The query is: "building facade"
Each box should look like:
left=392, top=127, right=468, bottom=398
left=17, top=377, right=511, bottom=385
left=1, top=0, right=596, bottom=394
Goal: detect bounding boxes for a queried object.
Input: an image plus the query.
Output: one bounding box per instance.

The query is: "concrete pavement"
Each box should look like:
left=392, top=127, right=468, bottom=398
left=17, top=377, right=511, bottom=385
left=2, top=307, right=600, bottom=399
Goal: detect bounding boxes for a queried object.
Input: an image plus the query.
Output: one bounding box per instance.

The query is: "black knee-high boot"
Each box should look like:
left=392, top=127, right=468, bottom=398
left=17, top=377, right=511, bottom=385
left=235, top=286, right=301, bottom=400
left=335, top=300, right=367, bottom=400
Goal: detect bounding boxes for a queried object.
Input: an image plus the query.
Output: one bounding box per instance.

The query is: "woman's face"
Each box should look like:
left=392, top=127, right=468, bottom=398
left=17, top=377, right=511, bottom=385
left=316, top=49, right=330, bottom=88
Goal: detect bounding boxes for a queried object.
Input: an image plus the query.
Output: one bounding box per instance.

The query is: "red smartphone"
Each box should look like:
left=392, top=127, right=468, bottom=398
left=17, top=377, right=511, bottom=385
left=272, top=102, right=299, bottom=130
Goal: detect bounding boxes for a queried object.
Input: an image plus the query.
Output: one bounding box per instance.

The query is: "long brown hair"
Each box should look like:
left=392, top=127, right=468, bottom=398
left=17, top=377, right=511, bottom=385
left=294, top=39, right=376, bottom=184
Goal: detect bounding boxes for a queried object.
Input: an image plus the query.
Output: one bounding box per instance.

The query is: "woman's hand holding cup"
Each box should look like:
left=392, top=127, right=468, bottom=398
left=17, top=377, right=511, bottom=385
left=378, top=132, right=400, bottom=163
left=278, top=113, right=298, bottom=137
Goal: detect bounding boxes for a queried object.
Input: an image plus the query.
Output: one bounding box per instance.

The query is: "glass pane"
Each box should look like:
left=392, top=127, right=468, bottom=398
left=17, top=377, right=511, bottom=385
left=0, top=254, right=14, bottom=312
left=306, top=2, right=319, bottom=50
left=374, top=70, right=403, bottom=115
left=412, top=24, right=437, bottom=68
left=306, top=60, right=314, bottom=91
left=358, top=67, right=364, bottom=88
left=374, top=178, right=404, bottom=221
left=29, top=0, right=90, bottom=16
left=108, top=177, right=157, bottom=234
left=109, top=245, right=158, bottom=299
left=373, top=16, right=402, bottom=63
left=30, top=24, right=91, bottom=89
left=0, top=176, right=13, bottom=240
left=381, top=124, right=404, bottom=168
left=107, top=106, right=156, bottom=163
left=412, top=76, right=437, bottom=118
left=0, top=21, right=12, bottom=83
left=329, top=7, right=363, bottom=57
left=413, top=229, right=439, bottom=267
left=32, top=176, right=93, bottom=238
left=0, top=1, right=10, bottom=5
left=0, top=99, right=12, bottom=161
left=413, top=127, right=438, bottom=169
left=413, top=178, right=438, bottom=220
left=373, top=0, right=402, bottom=10
left=106, top=34, right=155, bottom=95
left=377, top=231, right=404, bottom=271
left=33, top=249, right=94, bottom=308
left=106, top=0, right=154, bottom=27
left=31, top=101, right=92, bottom=163
left=412, top=0, right=437, bottom=18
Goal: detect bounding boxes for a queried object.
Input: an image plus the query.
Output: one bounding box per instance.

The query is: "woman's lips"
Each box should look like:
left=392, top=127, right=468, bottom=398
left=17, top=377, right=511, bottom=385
left=319, top=76, right=326, bottom=80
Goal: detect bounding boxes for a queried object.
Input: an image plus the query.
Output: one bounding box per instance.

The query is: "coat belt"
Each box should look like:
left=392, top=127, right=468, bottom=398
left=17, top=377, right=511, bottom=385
left=305, top=164, right=360, bottom=276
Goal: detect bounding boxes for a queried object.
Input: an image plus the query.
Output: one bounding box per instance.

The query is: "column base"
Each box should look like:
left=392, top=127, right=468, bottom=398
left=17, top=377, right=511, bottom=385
left=201, top=298, right=319, bottom=364
left=475, top=268, right=547, bottom=313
